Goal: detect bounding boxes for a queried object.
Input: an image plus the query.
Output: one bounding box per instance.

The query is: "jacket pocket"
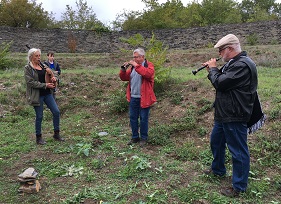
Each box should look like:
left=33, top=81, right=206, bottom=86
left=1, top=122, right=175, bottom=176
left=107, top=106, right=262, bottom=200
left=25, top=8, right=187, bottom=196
left=29, top=88, right=38, bottom=105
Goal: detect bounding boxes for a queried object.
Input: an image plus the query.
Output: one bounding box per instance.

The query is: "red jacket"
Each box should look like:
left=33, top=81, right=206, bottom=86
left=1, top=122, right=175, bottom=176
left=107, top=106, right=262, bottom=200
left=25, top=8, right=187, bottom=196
left=119, top=60, right=157, bottom=108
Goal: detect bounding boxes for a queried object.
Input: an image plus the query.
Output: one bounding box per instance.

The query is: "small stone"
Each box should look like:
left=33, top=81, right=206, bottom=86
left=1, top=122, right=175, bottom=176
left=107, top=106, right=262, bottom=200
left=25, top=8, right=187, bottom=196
left=98, top=132, right=108, bottom=136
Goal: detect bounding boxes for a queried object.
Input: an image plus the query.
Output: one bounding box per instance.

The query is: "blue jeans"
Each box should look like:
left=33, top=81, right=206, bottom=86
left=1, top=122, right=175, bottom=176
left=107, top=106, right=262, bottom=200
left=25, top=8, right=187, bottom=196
left=34, top=94, right=60, bottom=135
left=129, top=97, right=150, bottom=140
left=210, top=121, right=249, bottom=192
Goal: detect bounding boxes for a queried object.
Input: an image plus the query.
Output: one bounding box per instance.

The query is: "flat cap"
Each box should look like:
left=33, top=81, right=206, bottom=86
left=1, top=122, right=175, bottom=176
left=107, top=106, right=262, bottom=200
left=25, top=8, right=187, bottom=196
left=214, top=34, right=240, bottom=48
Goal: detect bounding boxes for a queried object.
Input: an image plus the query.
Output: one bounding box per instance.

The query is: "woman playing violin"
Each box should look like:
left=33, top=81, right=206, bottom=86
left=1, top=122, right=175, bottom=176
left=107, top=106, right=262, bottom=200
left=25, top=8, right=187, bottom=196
left=24, top=48, right=64, bottom=145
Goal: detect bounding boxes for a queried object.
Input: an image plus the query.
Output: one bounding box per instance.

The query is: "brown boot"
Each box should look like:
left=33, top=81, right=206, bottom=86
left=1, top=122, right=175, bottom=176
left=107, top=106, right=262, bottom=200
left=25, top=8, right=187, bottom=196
left=53, top=130, right=65, bottom=141
left=36, top=134, right=46, bottom=145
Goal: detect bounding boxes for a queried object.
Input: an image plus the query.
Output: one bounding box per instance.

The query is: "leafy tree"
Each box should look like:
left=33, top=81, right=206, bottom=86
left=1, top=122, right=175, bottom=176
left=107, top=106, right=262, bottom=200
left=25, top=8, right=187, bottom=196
left=115, top=0, right=243, bottom=30
left=0, top=0, right=55, bottom=28
left=60, top=0, right=109, bottom=31
left=239, top=0, right=280, bottom=22
left=181, top=2, right=204, bottom=28
left=114, top=0, right=280, bottom=31
left=142, top=0, right=185, bottom=29
left=112, top=10, right=143, bottom=31
left=60, top=4, right=76, bottom=29
left=117, top=0, right=188, bottom=30
left=142, top=0, right=160, bottom=10
left=247, top=6, right=277, bottom=22
left=255, top=0, right=277, bottom=13
left=200, top=0, right=242, bottom=26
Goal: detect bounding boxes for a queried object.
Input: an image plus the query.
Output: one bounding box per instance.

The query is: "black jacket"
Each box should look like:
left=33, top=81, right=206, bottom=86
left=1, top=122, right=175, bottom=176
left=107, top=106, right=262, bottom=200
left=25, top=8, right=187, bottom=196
left=208, top=51, right=257, bottom=123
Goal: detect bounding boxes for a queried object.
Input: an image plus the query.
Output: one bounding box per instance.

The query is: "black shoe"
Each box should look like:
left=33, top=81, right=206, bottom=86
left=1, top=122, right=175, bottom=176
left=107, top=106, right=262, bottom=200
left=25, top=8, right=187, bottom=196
left=36, top=139, right=46, bottom=145
left=36, top=134, right=46, bottom=145
left=221, top=187, right=241, bottom=197
left=53, top=136, right=65, bottom=141
left=53, top=130, right=65, bottom=142
left=127, top=138, right=140, bottom=145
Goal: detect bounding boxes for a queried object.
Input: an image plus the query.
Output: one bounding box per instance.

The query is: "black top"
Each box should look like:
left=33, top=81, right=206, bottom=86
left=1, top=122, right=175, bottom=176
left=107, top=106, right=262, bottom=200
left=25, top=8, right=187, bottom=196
left=37, top=69, right=51, bottom=96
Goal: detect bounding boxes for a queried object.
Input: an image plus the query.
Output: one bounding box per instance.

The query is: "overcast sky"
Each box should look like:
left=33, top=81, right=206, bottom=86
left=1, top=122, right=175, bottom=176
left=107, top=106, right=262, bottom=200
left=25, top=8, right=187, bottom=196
left=36, top=0, right=198, bottom=24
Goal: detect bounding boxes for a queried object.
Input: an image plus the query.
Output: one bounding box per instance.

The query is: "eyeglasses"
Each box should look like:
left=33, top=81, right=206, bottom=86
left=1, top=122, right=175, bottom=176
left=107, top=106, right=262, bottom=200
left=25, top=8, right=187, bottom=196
left=219, top=46, right=229, bottom=53
left=133, top=55, right=142, bottom=59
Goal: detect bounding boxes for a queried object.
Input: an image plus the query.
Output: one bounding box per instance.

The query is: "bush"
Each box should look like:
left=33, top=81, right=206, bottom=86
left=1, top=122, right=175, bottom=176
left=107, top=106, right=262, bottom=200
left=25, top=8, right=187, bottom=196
left=246, top=34, right=259, bottom=46
left=149, top=124, right=173, bottom=145
left=0, top=41, right=13, bottom=70
left=108, top=88, right=128, bottom=113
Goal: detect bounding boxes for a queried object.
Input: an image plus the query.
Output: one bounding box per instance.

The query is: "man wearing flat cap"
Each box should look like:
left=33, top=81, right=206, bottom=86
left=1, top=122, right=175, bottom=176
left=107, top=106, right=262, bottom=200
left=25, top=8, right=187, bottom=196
left=202, top=34, right=265, bottom=197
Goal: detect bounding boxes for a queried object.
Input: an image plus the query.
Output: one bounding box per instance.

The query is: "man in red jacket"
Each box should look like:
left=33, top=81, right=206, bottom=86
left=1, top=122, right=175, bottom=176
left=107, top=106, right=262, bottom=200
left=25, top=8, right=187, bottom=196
left=119, top=48, right=157, bottom=147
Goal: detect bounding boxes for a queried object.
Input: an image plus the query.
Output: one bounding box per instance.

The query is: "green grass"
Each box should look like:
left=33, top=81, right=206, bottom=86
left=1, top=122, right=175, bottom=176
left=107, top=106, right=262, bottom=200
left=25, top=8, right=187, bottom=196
left=0, top=48, right=281, bottom=203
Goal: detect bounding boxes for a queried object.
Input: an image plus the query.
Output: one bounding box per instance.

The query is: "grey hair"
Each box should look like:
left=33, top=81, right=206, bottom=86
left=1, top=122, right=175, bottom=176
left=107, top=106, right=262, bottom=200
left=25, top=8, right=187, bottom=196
left=27, top=48, right=41, bottom=63
left=133, top=48, right=145, bottom=56
left=229, top=43, right=241, bottom=53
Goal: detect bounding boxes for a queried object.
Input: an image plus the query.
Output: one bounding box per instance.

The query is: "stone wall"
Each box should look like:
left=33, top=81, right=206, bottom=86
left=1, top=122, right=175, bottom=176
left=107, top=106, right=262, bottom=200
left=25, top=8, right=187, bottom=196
left=0, top=20, right=280, bottom=53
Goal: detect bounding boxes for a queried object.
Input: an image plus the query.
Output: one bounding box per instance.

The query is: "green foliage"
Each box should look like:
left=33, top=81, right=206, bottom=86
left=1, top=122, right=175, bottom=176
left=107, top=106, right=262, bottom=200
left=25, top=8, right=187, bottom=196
left=119, top=155, right=151, bottom=179
left=91, top=158, right=105, bottom=169
left=171, top=108, right=197, bottom=131
left=114, top=0, right=281, bottom=31
left=246, top=6, right=278, bottom=22
left=0, top=41, right=13, bottom=70
left=270, top=39, right=279, bottom=45
left=76, top=143, right=93, bottom=156
left=64, top=185, right=136, bottom=204
left=198, top=126, right=208, bottom=137
left=268, top=104, right=281, bottom=120
left=247, top=33, right=259, bottom=45
left=176, top=182, right=212, bottom=203
left=131, top=155, right=152, bottom=170
left=61, top=164, right=84, bottom=178
left=0, top=0, right=55, bottom=28
left=108, top=87, right=129, bottom=113
left=239, top=0, right=281, bottom=22
left=118, top=0, right=189, bottom=30
left=169, top=92, right=184, bottom=105
left=180, top=2, right=204, bottom=27
left=198, top=149, right=213, bottom=165
left=175, top=141, right=199, bottom=161
left=249, top=133, right=281, bottom=167
left=120, top=33, right=145, bottom=47
left=200, top=0, right=242, bottom=26
left=196, top=98, right=213, bottom=115
left=149, top=124, right=173, bottom=145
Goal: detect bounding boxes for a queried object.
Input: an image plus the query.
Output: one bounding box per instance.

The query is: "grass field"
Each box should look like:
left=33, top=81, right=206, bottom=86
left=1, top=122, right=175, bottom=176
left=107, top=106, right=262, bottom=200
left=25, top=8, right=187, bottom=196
left=0, top=46, right=280, bottom=203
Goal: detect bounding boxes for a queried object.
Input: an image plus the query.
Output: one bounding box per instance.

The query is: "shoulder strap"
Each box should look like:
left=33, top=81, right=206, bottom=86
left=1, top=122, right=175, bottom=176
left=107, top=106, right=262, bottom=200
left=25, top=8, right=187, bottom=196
left=144, top=59, right=148, bottom=68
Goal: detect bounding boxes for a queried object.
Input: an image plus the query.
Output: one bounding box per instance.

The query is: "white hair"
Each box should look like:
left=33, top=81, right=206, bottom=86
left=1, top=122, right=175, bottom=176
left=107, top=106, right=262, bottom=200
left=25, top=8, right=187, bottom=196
left=229, top=43, right=242, bottom=53
left=27, top=48, right=41, bottom=63
left=133, top=48, right=145, bottom=56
